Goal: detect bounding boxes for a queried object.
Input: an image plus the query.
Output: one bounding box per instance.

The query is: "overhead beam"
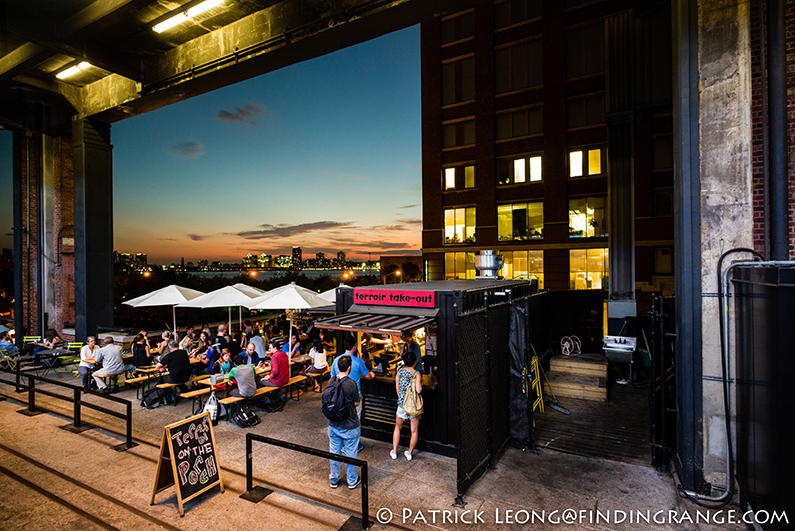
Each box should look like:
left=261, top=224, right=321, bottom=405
left=0, top=43, right=49, bottom=82
left=60, top=0, right=153, bottom=40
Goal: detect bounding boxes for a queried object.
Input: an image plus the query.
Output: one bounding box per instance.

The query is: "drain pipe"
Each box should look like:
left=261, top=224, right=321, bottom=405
left=767, top=0, right=789, bottom=261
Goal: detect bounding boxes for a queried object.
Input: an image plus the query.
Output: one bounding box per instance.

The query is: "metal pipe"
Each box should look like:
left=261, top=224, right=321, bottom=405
left=767, top=0, right=788, bottom=260
left=758, top=0, right=769, bottom=258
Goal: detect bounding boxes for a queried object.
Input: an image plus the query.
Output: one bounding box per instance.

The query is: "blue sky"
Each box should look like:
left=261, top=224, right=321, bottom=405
left=0, top=25, right=422, bottom=264
left=113, top=25, right=422, bottom=264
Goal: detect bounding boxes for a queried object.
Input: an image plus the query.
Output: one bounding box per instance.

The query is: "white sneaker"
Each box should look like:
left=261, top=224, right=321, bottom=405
left=390, top=450, right=397, bottom=460
left=404, top=450, right=412, bottom=461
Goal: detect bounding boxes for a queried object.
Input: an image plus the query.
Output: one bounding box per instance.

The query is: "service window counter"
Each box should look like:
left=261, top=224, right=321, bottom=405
left=315, top=279, right=538, bottom=502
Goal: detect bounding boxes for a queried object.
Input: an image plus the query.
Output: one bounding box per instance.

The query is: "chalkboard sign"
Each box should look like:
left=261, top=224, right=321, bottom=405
left=151, top=412, right=224, bottom=516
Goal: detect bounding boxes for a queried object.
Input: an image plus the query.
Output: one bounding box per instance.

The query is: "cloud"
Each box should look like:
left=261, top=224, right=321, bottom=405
left=170, top=141, right=204, bottom=159
left=395, top=218, right=422, bottom=225
left=329, top=238, right=412, bottom=250
left=187, top=234, right=206, bottom=241
left=157, top=237, right=177, bottom=241
left=398, top=204, right=420, bottom=209
left=237, top=221, right=355, bottom=240
left=216, top=101, right=268, bottom=126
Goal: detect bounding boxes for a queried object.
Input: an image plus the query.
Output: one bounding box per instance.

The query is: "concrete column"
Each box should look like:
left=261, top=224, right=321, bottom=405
left=697, top=0, right=753, bottom=489
left=73, top=119, right=114, bottom=339
left=606, top=12, right=636, bottom=323
left=40, top=134, right=57, bottom=330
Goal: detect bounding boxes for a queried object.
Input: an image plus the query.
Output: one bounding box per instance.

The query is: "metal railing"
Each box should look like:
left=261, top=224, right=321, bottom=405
left=0, top=368, right=138, bottom=451
left=243, top=433, right=370, bottom=529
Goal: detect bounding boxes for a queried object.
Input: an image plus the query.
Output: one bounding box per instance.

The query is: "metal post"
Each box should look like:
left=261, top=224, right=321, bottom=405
left=483, top=292, right=494, bottom=468
left=74, top=387, right=81, bottom=428
left=246, top=434, right=253, bottom=493
left=126, top=400, right=133, bottom=448
left=361, top=462, right=369, bottom=529
left=28, top=375, right=35, bottom=412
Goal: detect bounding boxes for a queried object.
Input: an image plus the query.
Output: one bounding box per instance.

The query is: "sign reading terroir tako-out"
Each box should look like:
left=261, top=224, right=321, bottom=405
left=354, top=288, right=435, bottom=308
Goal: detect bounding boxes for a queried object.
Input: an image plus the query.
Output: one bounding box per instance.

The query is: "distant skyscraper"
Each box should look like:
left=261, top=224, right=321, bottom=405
left=292, top=246, right=302, bottom=269
left=134, top=253, right=147, bottom=268
left=337, top=251, right=346, bottom=268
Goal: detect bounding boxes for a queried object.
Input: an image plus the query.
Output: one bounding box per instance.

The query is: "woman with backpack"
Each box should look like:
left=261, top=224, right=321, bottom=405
left=391, top=349, right=423, bottom=461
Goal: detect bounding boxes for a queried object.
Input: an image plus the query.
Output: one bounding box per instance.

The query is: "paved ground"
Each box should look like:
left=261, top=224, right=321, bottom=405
left=0, top=370, right=752, bottom=531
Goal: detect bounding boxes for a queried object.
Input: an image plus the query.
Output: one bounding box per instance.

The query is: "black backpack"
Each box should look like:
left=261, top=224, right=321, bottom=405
left=140, top=387, right=173, bottom=409
left=232, top=405, right=259, bottom=428
left=321, top=376, right=351, bottom=422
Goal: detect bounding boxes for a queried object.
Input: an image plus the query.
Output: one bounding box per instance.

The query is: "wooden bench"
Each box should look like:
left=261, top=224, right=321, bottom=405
left=219, top=375, right=307, bottom=421
left=179, top=387, right=213, bottom=414
left=308, top=367, right=332, bottom=392
left=156, top=374, right=209, bottom=405
left=71, top=368, right=124, bottom=392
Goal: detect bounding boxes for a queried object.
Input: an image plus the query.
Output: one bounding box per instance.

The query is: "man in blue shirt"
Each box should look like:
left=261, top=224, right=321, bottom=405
left=330, top=335, right=374, bottom=419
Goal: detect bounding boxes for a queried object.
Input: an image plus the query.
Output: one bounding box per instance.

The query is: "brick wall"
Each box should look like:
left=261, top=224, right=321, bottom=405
left=750, top=0, right=795, bottom=258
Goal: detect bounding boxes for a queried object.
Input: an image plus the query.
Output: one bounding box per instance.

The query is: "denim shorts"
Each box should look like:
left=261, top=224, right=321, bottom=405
left=396, top=404, right=420, bottom=420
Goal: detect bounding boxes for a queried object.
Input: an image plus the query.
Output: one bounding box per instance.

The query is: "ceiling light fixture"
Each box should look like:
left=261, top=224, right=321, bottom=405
left=56, top=61, right=92, bottom=79
left=153, top=0, right=224, bottom=33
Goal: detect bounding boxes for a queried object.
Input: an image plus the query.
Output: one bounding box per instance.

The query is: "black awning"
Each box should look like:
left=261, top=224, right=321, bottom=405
left=314, top=312, right=436, bottom=335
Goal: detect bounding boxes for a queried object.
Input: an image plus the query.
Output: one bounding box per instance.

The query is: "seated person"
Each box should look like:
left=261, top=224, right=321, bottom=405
left=0, top=331, right=19, bottom=357
left=262, top=340, right=288, bottom=388
left=241, top=342, right=260, bottom=367
left=31, top=329, right=63, bottom=365
left=78, top=336, right=99, bottom=389
left=156, top=340, right=192, bottom=387
left=212, top=348, right=235, bottom=375
left=92, top=337, right=124, bottom=393
left=281, top=333, right=300, bottom=358
left=248, top=327, right=267, bottom=359
left=131, top=333, right=151, bottom=368
left=306, top=338, right=328, bottom=391
left=228, top=354, right=266, bottom=398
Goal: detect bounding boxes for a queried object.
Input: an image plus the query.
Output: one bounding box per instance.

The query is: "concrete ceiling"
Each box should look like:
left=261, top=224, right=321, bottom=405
left=0, top=0, right=479, bottom=133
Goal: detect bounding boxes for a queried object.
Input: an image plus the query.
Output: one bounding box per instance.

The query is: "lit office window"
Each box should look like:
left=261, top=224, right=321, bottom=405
left=569, top=147, right=605, bottom=177
left=500, top=250, right=544, bottom=288
left=498, top=155, right=542, bottom=184
left=443, top=165, right=475, bottom=190
left=570, top=248, right=608, bottom=290
left=445, top=252, right=476, bottom=279
left=444, top=207, right=476, bottom=244
left=569, top=196, right=607, bottom=238
left=498, top=202, right=544, bottom=240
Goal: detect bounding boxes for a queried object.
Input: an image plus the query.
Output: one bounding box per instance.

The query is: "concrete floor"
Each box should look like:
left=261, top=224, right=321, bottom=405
left=0, top=371, right=750, bottom=531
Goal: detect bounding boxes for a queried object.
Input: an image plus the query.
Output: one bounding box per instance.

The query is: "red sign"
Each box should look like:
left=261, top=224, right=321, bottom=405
left=353, top=289, right=435, bottom=308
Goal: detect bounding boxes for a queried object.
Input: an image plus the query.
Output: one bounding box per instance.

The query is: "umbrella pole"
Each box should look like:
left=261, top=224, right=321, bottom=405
left=239, top=306, right=242, bottom=331
left=172, top=306, right=176, bottom=334
left=228, top=307, right=232, bottom=330
left=289, top=314, right=293, bottom=365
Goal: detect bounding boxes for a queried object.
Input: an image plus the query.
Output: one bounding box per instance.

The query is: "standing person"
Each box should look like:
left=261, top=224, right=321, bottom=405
left=306, top=338, right=328, bottom=391
left=330, top=335, right=374, bottom=452
left=92, top=337, right=124, bottom=393
left=131, top=334, right=151, bottom=367
left=156, top=340, right=192, bottom=388
left=248, top=327, right=267, bottom=359
left=391, top=350, right=423, bottom=461
left=192, top=331, right=216, bottom=375
left=212, top=325, right=228, bottom=355
left=77, top=336, right=99, bottom=389
left=327, top=355, right=361, bottom=489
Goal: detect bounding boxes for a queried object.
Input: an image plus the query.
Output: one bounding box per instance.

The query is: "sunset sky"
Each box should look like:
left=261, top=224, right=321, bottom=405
left=0, top=25, right=423, bottom=265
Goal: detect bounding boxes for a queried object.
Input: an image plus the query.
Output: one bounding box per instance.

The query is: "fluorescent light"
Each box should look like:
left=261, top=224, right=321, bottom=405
left=153, top=0, right=223, bottom=33
left=188, top=0, right=223, bottom=17
left=56, top=61, right=92, bottom=79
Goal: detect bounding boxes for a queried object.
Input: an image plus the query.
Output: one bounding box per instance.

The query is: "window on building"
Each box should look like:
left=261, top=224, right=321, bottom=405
left=497, top=155, right=542, bottom=184
left=496, top=106, right=543, bottom=140
left=442, top=119, right=476, bottom=149
left=500, top=249, right=544, bottom=288
left=443, top=164, right=475, bottom=190
left=569, top=196, right=607, bottom=238
left=652, top=136, right=674, bottom=170
left=495, top=40, right=542, bottom=94
left=442, top=11, right=475, bottom=44
left=569, top=248, right=608, bottom=289
left=445, top=252, right=476, bottom=279
left=567, top=93, right=605, bottom=128
left=495, top=0, right=542, bottom=29
left=569, top=147, right=605, bottom=177
left=654, top=247, right=673, bottom=274
left=498, top=202, right=544, bottom=240
left=442, top=56, right=475, bottom=105
left=444, top=207, right=476, bottom=244
left=566, top=21, right=604, bottom=79
left=653, top=190, right=673, bottom=217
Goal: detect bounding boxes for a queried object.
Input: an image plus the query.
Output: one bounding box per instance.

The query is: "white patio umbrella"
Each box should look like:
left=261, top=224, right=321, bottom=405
left=244, top=282, right=329, bottom=361
left=318, top=283, right=351, bottom=303
left=177, top=284, right=259, bottom=329
left=122, top=284, right=205, bottom=333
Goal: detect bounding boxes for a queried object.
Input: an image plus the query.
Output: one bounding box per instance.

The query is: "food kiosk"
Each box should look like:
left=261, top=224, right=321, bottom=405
left=315, top=278, right=538, bottom=501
